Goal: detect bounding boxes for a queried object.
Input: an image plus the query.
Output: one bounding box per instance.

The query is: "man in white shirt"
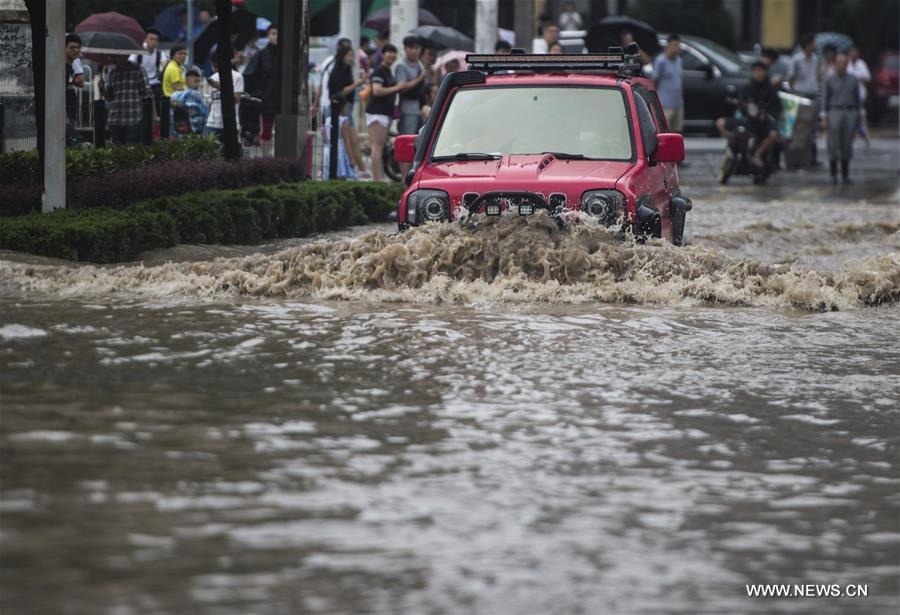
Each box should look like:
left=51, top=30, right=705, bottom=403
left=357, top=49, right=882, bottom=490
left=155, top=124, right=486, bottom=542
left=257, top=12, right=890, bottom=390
left=558, top=2, right=583, bottom=31
left=205, top=52, right=245, bottom=142
left=532, top=23, right=559, bottom=54
left=129, top=28, right=167, bottom=107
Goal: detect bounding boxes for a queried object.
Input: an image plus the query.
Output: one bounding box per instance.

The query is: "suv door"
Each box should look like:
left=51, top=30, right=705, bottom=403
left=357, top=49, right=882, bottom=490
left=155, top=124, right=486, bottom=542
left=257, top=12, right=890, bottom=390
left=679, top=43, right=720, bottom=127
left=634, top=86, right=678, bottom=241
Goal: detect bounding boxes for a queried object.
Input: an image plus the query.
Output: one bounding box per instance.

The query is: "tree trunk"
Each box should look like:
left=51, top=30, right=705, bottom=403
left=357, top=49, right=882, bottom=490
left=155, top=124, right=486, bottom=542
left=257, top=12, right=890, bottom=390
left=214, top=0, right=240, bottom=160
left=24, top=0, right=46, bottom=175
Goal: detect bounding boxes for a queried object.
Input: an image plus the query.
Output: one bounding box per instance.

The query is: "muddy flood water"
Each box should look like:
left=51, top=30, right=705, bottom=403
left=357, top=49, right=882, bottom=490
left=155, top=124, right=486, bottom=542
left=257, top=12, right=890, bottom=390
left=1, top=160, right=899, bottom=614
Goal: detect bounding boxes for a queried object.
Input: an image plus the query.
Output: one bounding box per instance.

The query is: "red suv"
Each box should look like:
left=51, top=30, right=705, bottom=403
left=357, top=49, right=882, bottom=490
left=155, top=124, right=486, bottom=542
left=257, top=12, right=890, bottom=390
left=394, top=49, right=692, bottom=245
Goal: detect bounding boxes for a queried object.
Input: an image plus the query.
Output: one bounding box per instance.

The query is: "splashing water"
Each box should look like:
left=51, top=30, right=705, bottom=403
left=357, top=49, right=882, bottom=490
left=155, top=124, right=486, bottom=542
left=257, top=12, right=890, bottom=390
left=2, top=212, right=898, bottom=311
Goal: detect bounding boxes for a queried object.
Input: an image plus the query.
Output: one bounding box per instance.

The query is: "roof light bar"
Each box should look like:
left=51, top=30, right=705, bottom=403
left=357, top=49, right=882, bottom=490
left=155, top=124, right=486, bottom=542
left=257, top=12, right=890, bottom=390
left=465, top=49, right=643, bottom=76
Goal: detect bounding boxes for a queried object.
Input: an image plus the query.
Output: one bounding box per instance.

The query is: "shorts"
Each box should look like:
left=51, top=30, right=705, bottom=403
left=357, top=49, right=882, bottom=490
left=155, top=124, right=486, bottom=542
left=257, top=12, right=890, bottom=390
left=398, top=113, right=423, bottom=135
left=366, top=113, right=391, bottom=128
left=664, top=106, right=684, bottom=133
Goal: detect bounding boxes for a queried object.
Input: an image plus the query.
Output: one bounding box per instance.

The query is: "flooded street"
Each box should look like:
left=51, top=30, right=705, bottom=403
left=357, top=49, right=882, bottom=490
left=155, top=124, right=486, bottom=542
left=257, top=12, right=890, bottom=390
left=1, top=143, right=899, bottom=614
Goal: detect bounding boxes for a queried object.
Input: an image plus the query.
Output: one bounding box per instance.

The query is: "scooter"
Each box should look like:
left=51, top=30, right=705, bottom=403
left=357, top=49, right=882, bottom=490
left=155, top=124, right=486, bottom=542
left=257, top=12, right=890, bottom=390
left=718, top=95, right=776, bottom=185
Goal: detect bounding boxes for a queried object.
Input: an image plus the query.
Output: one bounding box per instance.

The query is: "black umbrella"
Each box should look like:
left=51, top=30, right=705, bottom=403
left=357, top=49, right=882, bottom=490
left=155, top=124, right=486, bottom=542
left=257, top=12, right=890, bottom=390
left=364, top=7, right=441, bottom=32
left=586, top=16, right=660, bottom=56
left=413, top=25, right=474, bottom=51
left=192, top=9, right=258, bottom=64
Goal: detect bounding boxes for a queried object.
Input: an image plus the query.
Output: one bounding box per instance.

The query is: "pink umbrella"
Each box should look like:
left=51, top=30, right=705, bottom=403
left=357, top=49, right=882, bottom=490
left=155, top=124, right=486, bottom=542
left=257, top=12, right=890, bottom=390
left=433, top=50, right=469, bottom=75
left=75, top=12, right=145, bottom=46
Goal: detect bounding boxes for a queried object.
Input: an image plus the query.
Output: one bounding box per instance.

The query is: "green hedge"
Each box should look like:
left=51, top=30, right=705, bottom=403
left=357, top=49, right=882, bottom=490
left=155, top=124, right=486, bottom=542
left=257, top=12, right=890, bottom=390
left=0, top=182, right=403, bottom=263
left=0, top=137, right=221, bottom=186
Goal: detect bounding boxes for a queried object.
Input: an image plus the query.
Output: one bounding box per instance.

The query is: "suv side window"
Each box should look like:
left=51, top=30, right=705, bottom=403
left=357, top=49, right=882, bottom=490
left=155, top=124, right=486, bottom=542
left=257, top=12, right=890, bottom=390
left=632, top=89, right=658, bottom=158
left=634, top=86, right=667, bottom=132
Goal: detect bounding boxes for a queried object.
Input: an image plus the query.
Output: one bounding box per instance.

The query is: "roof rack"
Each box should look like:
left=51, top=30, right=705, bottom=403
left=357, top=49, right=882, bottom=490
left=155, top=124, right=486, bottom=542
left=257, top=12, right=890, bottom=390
left=465, top=46, right=644, bottom=77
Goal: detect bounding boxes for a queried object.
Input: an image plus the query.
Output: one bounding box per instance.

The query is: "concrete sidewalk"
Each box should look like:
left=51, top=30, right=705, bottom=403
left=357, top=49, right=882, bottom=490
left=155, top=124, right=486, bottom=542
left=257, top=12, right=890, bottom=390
left=684, top=135, right=898, bottom=154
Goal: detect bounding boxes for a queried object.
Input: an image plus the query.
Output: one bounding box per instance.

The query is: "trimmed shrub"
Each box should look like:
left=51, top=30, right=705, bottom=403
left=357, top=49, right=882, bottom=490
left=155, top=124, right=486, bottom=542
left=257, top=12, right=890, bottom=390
left=0, top=181, right=404, bottom=263
left=0, top=157, right=305, bottom=217
left=0, top=137, right=222, bottom=187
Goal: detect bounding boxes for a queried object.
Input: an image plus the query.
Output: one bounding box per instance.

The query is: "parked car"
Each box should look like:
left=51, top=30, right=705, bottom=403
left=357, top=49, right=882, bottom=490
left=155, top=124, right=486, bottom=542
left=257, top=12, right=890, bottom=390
left=871, top=51, right=899, bottom=123
left=393, top=50, right=692, bottom=245
left=646, top=34, right=751, bottom=133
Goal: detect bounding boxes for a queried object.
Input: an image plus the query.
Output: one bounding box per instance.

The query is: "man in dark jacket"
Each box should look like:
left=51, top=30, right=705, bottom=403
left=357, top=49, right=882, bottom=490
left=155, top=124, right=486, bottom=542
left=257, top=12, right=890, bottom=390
left=254, top=25, right=279, bottom=156
left=716, top=61, right=782, bottom=167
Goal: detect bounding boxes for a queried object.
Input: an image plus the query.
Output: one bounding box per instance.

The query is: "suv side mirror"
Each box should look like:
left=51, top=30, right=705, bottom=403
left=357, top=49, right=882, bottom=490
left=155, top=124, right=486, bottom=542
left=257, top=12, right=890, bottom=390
left=652, top=133, right=685, bottom=163
left=703, top=63, right=715, bottom=79
left=394, top=135, right=416, bottom=163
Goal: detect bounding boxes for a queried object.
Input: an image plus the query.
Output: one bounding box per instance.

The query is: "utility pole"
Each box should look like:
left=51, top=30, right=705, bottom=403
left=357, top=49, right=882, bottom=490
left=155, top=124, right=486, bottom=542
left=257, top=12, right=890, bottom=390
left=187, top=0, right=195, bottom=66
left=389, top=0, right=417, bottom=61
left=43, top=0, right=65, bottom=211
left=514, top=0, right=534, bottom=50
left=275, top=0, right=310, bottom=165
left=475, top=0, right=499, bottom=54
left=214, top=0, right=240, bottom=159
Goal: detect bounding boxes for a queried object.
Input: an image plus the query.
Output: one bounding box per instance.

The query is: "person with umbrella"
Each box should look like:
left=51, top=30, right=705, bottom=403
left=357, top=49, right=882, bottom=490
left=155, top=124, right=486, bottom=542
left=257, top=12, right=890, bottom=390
left=822, top=52, right=861, bottom=184
left=162, top=44, right=187, bottom=96
left=102, top=54, right=153, bottom=145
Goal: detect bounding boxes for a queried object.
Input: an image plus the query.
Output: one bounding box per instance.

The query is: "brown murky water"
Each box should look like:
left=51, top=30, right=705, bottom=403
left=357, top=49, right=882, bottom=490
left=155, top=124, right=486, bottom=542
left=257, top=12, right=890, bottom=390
left=1, top=161, right=899, bottom=614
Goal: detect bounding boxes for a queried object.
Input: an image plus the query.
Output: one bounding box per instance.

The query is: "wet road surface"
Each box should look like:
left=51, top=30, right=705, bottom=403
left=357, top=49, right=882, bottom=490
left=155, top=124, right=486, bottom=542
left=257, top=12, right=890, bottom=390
left=1, top=137, right=898, bottom=615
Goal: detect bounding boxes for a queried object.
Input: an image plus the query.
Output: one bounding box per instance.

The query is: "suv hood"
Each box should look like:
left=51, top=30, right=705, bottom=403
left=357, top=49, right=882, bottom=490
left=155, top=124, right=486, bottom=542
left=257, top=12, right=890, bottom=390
left=416, top=154, right=633, bottom=193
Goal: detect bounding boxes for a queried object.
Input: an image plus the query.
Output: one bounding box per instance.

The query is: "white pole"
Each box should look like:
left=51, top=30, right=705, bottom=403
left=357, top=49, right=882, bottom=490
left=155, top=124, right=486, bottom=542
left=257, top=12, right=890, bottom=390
left=340, top=0, right=360, bottom=78
left=389, top=0, right=418, bottom=61
left=44, top=0, right=65, bottom=212
left=475, top=0, right=499, bottom=54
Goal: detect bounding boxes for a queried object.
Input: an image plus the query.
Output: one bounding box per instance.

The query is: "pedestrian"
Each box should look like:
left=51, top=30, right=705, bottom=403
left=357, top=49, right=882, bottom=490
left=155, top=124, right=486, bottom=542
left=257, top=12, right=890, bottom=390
left=318, top=38, right=352, bottom=124
left=371, top=31, right=390, bottom=67
left=366, top=43, right=411, bottom=182
left=548, top=41, right=564, bottom=54
left=419, top=38, right=438, bottom=106
left=822, top=53, right=861, bottom=184
left=558, top=1, right=583, bottom=31
left=204, top=46, right=244, bottom=143
left=162, top=44, right=187, bottom=97
left=393, top=35, right=427, bottom=175
left=820, top=43, right=837, bottom=80
left=323, top=97, right=364, bottom=179
left=787, top=33, right=822, bottom=167
left=102, top=55, right=153, bottom=145
left=846, top=45, right=871, bottom=144
left=495, top=40, right=512, bottom=54
left=652, top=34, right=684, bottom=134
left=359, top=35, right=371, bottom=74
left=65, top=34, right=84, bottom=123
left=255, top=24, right=279, bottom=156
left=327, top=45, right=370, bottom=177
left=129, top=28, right=167, bottom=107
left=532, top=22, right=559, bottom=54
left=170, top=68, right=208, bottom=136
left=761, top=48, right=789, bottom=86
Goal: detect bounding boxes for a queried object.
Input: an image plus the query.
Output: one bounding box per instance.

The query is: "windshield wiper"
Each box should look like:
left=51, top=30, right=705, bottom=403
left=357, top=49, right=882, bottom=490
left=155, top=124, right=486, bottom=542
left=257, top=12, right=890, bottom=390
left=431, top=153, right=501, bottom=162
left=541, top=152, right=588, bottom=160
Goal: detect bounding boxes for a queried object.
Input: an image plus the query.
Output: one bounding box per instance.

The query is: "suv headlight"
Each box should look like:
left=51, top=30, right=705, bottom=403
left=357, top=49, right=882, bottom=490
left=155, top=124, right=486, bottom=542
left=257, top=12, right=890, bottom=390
left=580, top=190, right=626, bottom=227
left=406, top=189, right=450, bottom=225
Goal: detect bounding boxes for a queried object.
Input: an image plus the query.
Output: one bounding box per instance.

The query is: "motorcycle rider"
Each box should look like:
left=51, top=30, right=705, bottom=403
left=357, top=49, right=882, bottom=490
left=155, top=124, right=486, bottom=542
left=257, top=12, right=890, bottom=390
left=715, top=60, right=782, bottom=169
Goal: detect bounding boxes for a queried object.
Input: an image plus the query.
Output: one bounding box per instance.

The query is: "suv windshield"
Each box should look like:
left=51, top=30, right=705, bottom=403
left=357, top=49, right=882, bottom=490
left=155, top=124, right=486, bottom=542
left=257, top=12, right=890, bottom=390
left=431, top=86, right=633, bottom=161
